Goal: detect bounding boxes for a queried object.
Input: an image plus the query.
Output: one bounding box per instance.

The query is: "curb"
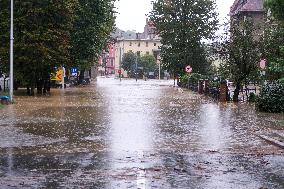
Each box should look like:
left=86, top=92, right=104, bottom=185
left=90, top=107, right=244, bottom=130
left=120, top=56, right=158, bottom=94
left=257, top=133, right=284, bottom=149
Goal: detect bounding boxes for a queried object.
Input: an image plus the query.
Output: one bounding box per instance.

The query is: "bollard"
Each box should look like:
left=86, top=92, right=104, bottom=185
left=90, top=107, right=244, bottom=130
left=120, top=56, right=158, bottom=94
left=198, top=80, right=204, bottom=94
left=219, top=83, right=227, bottom=102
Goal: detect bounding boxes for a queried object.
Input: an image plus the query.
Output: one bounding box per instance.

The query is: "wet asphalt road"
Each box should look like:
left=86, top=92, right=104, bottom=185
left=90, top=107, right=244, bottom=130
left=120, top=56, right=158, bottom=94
left=0, top=77, right=283, bottom=189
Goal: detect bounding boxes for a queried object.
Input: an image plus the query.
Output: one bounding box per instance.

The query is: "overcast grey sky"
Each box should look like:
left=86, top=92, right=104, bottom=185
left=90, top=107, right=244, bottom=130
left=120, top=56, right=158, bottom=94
left=115, top=0, right=235, bottom=32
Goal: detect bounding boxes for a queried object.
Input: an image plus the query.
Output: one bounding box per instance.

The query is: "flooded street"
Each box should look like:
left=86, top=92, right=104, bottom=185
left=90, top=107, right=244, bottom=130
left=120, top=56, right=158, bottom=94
left=0, top=78, right=283, bottom=189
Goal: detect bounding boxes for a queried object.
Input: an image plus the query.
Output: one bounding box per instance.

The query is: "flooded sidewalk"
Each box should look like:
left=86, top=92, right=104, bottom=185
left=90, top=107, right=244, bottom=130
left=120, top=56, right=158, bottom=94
left=0, top=78, right=283, bottom=188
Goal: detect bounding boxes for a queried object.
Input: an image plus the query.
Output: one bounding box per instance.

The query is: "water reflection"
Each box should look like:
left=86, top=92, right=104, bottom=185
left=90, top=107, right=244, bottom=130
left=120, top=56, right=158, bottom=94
left=0, top=78, right=283, bottom=188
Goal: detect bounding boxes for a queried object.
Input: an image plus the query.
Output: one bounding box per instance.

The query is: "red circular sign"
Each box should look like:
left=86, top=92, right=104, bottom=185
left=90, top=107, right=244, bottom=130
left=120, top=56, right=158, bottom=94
left=118, top=70, right=122, bottom=74
left=185, top=65, right=192, bottom=73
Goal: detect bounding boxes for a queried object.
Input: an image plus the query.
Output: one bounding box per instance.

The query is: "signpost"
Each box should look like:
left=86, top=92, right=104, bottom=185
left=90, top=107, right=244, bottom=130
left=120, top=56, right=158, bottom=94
left=71, top=68, right=78, bottom=77
left=259, top=59, right=267, bottom=86
left=185, top=65, right=192, bottom=73
left=9, top=0, right=14, bottom=102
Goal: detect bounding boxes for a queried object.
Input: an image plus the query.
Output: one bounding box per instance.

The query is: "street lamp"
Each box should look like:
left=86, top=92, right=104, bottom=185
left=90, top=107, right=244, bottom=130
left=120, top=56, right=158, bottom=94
left=10, top=0, right=14, bottom=101
left=135, top=55, right=138, bottom=82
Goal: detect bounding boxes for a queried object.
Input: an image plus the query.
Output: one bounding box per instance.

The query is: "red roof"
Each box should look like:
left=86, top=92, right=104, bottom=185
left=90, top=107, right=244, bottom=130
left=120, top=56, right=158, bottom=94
left=230, top=0, right=264, bottom=16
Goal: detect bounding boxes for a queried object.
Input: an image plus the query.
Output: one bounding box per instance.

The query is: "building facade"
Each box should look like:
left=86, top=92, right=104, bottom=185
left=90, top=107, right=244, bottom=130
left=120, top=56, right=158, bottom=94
left=114, top=39, right=162, bottom=76
left=230, top=0, right=265, bottom=31
left=98, top=44, right=116, bottom=76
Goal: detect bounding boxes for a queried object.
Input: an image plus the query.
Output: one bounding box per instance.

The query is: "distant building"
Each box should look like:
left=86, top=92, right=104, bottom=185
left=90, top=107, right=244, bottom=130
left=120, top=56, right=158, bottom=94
left=98, top=44, right=115, bottom=76
left=143, top=18, right=160, bottom=40
left=114, top=39, right=161, bottom=76
left=230, top=0, right=265, bottom=37
left=230, top=0, right=264, bottom=17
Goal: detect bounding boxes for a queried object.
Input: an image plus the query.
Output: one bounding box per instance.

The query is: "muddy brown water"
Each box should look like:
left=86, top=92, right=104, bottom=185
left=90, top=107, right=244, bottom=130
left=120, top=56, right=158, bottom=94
left=0, top=77, right=283, bottom=188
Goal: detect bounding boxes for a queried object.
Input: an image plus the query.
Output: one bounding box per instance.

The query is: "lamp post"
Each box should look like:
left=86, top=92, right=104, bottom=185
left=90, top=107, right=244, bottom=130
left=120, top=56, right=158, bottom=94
left=10, top=0, right=14, bottom=101
left=135, top=55, right=138, bottom=82
left=156, top=50, right=161, bottom=80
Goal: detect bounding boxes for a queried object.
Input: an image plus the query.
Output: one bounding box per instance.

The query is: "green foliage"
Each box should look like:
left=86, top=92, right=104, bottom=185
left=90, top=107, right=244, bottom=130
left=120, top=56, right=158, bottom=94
left=139, top=54, right=157, bottom=73
left=121, top=51, right=137, bottom=73
left=216, top=19, right=261, bottom=101
left=122, top=52, right=158, bottom=77
left=248, top=92, right=256, bottom=102
left=257, top=81, right=284, bottom=113
left=265, top=0, right=284, bottom=21
left=0, top=0, right=116, bottom=92
left=149, top=0, right=218, bottom=76
left=179, top=73, right=205, bottom=86
left=180, top=74, right=190, bottom=85
left=263, top=22, right=284, bottom=80
left=71, top=0, right=116, bottom=70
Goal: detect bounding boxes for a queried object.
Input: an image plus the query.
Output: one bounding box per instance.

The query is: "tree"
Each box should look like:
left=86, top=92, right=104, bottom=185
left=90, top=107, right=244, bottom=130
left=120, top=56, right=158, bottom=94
left=149, top=0, right=218, bottom=77
left=0, top=0, right=116, bottom=94
left=216, top=19, right=261, bottom=102
left=265, top=0, right=284, bottom=21
left=139, top=54, right=157, bottom=73
left=264, top=0, right=284, bottom=80
left=71, top=0, right=116, bottom=82
left=0, top=0, right=78, bottom=95
left=0, top=0, right=10, bottom=78
left=121, top=51, right=137, bottom=76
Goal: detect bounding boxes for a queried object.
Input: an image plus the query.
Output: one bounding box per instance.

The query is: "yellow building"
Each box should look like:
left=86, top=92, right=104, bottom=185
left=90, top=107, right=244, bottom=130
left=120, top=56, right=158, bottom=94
left=114, top=39, right=161, bottom=77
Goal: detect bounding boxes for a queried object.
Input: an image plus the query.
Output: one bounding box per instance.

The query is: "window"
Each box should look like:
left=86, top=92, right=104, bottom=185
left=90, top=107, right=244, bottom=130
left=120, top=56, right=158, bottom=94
left=154, top=43, right=157, bottom=46
left=137, top=51, right=141, bottom=57
left=146, top=42, right=148, bottom=47
left=129, top=42, right=132, bottom=46
left=146, top=51, right=149, bottom=55
left=138, top=42, right=140, bottom=47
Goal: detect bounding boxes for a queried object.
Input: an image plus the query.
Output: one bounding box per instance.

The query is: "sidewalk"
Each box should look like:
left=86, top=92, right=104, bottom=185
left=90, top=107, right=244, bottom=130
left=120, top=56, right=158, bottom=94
left=257, top=131, right=284, bottom=149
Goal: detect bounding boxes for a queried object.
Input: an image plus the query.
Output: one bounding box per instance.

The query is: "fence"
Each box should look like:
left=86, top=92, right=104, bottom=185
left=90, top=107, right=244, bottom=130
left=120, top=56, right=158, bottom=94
left=182, top=78, right=259, bottom=102
left=0, top=77, right=9, bottom=92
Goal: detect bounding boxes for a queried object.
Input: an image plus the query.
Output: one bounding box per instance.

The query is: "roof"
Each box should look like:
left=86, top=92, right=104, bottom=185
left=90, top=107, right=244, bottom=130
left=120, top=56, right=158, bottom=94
left=230, top=0, right=264, bottom=16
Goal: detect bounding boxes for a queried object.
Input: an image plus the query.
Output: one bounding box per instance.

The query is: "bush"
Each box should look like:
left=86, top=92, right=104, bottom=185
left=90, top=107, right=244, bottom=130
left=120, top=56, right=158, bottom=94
left=257, top=82, right=284, bottom=113
left=248, top=92, right=256, bottom=102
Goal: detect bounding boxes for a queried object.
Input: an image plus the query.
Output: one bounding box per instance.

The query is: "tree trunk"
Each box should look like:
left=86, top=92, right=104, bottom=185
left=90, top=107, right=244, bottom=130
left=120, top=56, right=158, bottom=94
left=233, top=82, right=241, bottom=102
left=37, top=79, right=43, bottom=95
left=27, top=86, right=31, bottom=96
left=31, top=85, right=35, bottom=96
left=3, top=76, right=6, bottom=92
left=79, top=69, right=85, bottom=84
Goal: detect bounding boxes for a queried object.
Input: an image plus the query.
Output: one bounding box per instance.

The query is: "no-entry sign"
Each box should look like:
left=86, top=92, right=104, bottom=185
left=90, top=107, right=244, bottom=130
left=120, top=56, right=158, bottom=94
left=185, top=65, right=192, bottom=73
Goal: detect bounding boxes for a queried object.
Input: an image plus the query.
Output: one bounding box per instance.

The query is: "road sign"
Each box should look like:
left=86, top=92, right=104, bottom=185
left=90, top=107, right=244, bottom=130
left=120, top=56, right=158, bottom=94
left=118, top=70, right=122, bottom=74
left=50, top=69, right=63, bottom=81
left=56, top=69, right=63, bottom=81
left=185, top=65, right=192, bottom=73
left=71, top=68, right=78, bottom=76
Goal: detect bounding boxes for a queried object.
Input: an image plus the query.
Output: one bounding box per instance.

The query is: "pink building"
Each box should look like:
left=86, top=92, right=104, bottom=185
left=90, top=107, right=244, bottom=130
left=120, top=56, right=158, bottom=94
left=99, top=44, right=115, bottom=75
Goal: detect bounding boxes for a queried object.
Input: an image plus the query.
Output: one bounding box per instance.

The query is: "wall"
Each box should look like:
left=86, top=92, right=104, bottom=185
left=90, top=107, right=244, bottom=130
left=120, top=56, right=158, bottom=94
left=115, top=39, right=162, bottom=76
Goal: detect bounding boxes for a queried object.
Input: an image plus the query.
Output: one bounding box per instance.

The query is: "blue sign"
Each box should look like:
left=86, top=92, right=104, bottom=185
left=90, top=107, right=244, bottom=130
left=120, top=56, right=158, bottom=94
left=71, top=68, right=78, bottom=76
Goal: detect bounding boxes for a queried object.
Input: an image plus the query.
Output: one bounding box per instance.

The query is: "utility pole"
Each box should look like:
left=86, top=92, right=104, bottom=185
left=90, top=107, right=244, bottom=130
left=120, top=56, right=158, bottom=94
left=135, top=55, right=138, bottom=82
left=62, top=66, right=65, bottom=89
left=9, top=0, right=14, bottom=102
left=159, top=63, right=161, bottom=80
left=119, top=47, right=122, bottom=81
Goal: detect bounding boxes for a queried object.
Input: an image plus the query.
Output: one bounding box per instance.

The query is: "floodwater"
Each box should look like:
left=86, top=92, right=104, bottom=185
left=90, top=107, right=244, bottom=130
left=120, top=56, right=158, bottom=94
left=0, top=77, right=283, bottom=189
